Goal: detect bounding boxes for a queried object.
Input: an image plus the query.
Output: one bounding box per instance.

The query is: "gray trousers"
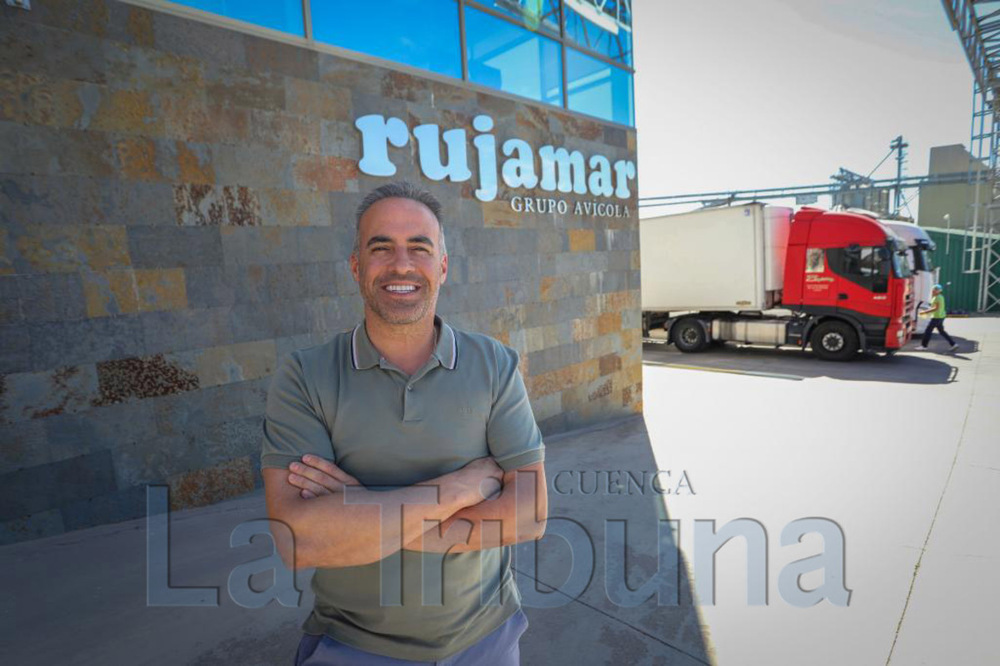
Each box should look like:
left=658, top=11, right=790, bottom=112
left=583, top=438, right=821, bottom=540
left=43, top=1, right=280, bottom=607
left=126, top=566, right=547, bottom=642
left=295, top=609, right=528, bottom=665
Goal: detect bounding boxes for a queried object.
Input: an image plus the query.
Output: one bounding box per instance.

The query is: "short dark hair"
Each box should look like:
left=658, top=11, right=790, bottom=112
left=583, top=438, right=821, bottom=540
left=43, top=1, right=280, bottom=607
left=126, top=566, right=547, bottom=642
left=353, top=181, right=446, bottom=255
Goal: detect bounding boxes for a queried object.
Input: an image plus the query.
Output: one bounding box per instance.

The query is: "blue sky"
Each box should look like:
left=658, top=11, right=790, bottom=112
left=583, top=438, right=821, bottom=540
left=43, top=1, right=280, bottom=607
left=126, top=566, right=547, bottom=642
left=633, top=0, right=973, bottom=217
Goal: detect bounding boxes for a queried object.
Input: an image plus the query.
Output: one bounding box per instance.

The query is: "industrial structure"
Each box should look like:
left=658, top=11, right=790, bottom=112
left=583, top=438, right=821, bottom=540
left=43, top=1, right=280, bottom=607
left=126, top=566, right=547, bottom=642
left=638, top=168, right=968, bottom=214
left=918, top=144, right=992, bottom=311
left=941, top=0, right=1000, bottom=311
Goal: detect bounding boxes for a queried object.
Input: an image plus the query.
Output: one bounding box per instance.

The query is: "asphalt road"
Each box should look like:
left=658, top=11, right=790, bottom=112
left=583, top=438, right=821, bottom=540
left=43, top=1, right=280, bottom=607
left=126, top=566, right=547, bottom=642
left=642, top=315, right=1000, bottom=665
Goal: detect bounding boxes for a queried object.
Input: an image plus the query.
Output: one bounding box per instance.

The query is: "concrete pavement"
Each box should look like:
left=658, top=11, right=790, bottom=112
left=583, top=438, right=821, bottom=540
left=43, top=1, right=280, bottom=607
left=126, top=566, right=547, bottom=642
left=643, top=315, right=1000, bottom=665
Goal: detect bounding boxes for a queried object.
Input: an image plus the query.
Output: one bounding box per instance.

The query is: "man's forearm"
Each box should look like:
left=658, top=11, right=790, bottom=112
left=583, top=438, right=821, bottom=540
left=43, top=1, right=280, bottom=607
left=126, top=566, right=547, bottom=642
left=284, top=481, right=472, bottom=569
left=414, top=496, right=542, bottom=553
left=268, top=457, right=504, bottom=569
left=404, top=466, right=547, bottom=554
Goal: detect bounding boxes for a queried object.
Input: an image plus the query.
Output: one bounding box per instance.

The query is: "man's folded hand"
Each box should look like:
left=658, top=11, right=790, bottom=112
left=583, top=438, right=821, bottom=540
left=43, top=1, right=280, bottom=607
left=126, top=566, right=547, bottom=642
left=287, top=454, right=503, bottom=507
left=287, top=455, right=362, bottom=499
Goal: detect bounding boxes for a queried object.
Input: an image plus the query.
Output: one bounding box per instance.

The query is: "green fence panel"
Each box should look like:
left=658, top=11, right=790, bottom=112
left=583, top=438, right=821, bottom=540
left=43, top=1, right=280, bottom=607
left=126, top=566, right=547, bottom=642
left=924, top=227, right=1000, bottom=312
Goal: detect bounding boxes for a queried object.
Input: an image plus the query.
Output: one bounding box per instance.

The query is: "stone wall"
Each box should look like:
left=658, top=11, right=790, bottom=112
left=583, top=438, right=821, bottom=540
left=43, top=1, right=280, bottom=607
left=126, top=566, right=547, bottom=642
left=0, top=0, right=641, bottom=543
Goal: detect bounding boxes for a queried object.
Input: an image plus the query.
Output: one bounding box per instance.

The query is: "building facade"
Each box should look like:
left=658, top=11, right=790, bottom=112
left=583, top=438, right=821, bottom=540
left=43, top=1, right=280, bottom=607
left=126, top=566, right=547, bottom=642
left=918, top=144, right=997, bottom=311
left=0, top=0, right=641, bottom=543
left=917, top=144, right=987, bottom=234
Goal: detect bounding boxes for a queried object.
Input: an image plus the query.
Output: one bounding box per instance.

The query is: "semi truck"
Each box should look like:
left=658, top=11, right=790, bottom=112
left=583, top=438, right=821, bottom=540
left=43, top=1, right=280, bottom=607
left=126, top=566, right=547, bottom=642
left=879, top=218, right=938, bottom=335
left=640, top=203, right=914, bottom=361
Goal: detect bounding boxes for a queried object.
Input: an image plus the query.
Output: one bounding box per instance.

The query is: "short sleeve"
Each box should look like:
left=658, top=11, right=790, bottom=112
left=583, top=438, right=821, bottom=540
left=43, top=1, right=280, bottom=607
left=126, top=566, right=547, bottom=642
left=487, top=344, right=545, bottom=472
left=261, top=352, right=335, bottom=470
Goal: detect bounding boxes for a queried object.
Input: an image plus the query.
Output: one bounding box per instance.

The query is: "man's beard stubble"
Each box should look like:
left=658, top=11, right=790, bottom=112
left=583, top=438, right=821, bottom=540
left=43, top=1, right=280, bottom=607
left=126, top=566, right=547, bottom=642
left=361, top=272, right=437, bottom=326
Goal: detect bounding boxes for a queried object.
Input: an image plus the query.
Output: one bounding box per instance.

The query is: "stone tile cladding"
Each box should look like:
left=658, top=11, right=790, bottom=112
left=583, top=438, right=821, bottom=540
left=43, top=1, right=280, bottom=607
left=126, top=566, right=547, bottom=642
left=0, top=0, right=641, bottom=543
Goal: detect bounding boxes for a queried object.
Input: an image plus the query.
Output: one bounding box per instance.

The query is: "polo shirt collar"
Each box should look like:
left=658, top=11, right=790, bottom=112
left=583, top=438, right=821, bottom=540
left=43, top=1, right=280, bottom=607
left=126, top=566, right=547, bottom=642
left=351, top=315, right=458, bottom=371
left=432, top=317, right=458, bottom=370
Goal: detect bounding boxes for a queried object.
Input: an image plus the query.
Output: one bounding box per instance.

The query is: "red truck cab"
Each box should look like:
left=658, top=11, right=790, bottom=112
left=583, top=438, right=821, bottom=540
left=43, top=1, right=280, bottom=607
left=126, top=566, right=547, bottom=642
left=782, top=208, right=913, bottom=354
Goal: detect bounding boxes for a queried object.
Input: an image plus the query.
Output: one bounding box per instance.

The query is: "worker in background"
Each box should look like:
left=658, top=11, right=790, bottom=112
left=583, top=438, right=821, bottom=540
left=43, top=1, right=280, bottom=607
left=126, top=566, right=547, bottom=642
left=916, top=284, right=958, bottom=351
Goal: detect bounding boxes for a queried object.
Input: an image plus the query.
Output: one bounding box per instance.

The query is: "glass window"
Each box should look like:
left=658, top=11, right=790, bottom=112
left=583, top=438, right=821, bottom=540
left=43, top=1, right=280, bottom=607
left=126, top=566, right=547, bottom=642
left=468, top=0, right=561, bottom=36
left=844, top=247, right=902, bottom=278
left=465, top=7, right=563, bottom=106
left=170, top=0, right=305, bottom=36
left=806, top=248, right=825, bottom=273
left=566, top=47, right=633, bottom=125
left=845, top=247, right=879, bottom=277
left=565, top=0, right=633, bottom=66
left=310, top=0, right=462, bottom=79
left=919, top=248, right=935, bottom=272
left=891, top=250, right=911, bottom=278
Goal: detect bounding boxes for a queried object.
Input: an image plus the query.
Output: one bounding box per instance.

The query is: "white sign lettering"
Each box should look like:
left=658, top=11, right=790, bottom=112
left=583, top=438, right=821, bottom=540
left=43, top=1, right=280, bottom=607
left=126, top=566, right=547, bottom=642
left=509, top=196, right=630, bottom=218
left=355, top=114, right=636, bottom=203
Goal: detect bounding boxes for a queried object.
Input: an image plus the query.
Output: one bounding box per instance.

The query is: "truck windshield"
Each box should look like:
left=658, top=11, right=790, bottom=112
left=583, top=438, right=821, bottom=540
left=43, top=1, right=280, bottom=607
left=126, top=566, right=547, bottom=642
left=917, top=248, right=934, bottom=272
left=891, top=249, right=911, bottom=278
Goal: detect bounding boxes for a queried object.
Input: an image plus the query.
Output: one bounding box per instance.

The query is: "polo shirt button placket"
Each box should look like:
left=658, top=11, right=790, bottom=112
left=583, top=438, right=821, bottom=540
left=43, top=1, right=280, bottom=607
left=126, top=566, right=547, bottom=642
left=402, top=362, right=436, bottom=422
left=403, top=383, right=418, bottom=421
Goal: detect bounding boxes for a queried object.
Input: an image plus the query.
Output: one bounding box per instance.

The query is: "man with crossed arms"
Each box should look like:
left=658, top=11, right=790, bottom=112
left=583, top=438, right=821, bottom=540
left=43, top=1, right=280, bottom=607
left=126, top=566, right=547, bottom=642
left=261, top=181, right=548, bottom=665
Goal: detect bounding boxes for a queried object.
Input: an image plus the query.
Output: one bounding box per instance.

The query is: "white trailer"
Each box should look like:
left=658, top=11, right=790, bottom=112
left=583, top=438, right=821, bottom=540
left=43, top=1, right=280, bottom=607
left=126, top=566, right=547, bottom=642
left=640, top=203, right=792, bottom=312
left=640, top=203, right=807, bottom=353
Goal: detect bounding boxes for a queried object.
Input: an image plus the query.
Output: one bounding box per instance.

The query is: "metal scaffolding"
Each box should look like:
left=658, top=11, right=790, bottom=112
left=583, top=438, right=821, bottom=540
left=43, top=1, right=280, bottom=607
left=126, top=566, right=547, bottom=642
left=638, top=172, right=968, bottom=210
left=942, top=0, right=1000, bottom=311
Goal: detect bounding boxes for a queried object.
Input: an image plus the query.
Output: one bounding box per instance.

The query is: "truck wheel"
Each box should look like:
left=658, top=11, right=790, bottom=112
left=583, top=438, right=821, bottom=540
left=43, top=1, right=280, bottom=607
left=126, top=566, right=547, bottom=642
left=673, top=318, right=708, bottom=353
left=811, top=321, right=859, bottom=361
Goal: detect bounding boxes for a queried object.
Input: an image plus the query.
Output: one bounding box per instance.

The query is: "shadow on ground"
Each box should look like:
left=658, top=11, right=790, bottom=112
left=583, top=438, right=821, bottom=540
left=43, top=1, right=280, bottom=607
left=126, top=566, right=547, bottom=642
left=518, top=416, right=712, bottom=666
left=642, top=337, right=980, bottom=385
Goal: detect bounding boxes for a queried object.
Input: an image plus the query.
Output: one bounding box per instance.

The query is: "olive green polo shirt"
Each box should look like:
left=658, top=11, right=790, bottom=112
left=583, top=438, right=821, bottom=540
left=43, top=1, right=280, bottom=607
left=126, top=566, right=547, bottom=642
left=261, top=316, right=544, bottom=661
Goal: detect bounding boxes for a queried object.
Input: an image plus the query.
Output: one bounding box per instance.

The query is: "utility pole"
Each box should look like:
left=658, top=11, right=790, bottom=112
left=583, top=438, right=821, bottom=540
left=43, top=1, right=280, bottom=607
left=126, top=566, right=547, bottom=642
left=891, top=135, right=908, bottom=216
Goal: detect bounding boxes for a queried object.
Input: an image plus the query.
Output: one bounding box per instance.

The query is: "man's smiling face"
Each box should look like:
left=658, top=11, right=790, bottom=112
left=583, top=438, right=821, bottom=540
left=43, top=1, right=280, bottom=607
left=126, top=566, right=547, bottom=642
left=351, top=197, right=448, bottom=327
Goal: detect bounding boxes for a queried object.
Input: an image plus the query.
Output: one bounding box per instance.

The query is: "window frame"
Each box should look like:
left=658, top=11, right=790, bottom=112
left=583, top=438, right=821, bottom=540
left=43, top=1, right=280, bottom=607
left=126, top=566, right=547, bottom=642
left=464, top=1, right=635, bottom=85
left=308, top=0, right=464, bottom=80
left=139, top=0, right=636, bottom=128
left=464, top=4, right=566, bottom=107
left=560, top=0, right=633, bottom=67
left=463, top=1, right=634, bottom=125
left=828, top=246, right=892, bottom=294
left=564, top=44, right=634, bottom=126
